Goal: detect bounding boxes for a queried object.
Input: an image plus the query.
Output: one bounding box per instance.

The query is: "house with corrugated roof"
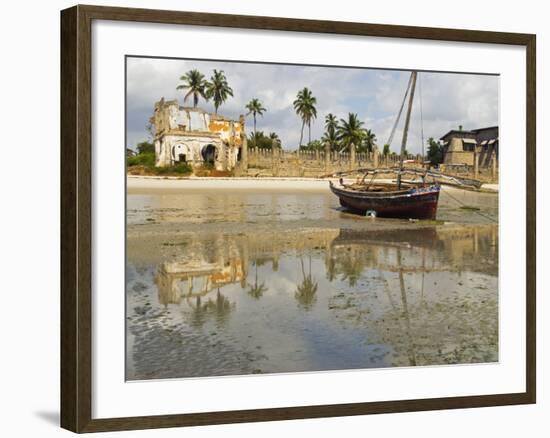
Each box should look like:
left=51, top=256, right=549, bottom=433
left=440, top=126, right=498, bottom=169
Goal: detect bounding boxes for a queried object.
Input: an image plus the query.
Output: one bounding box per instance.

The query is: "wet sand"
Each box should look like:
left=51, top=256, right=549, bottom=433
left=126, top=177, right=499, bottom=380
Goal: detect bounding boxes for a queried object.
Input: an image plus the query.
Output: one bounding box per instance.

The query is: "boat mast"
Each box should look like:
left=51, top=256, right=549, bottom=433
left=397, top=71, right=417, bottom=189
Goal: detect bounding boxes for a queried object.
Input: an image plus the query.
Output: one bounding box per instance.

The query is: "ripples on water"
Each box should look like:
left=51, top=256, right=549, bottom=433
left=126, top=189, right=498, bottom=380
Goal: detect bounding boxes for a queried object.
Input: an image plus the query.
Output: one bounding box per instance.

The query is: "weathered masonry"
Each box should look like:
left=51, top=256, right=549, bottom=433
left=151, top=98, right=248, bottom=170
left=441, top=126, right=499, bottom=171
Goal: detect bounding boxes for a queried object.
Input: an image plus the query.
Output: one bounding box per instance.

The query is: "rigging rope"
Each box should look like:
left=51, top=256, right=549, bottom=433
left=443, top=187, right=498, bottom=223
left=386, top=73, right=413, bottom=148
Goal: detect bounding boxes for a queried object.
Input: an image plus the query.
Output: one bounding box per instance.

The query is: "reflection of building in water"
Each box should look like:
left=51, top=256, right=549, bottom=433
left=156, top=230, right=340, bottom=305
left=156, top=258, right=245, bottom=305
left=156, top=225, right=497, bottom=307
left=130, top=225, right=499, bottom=378
left=156, top=235, right=247, bottom=306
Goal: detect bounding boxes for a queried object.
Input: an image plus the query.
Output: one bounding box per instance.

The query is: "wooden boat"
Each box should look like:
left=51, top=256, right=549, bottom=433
left=330, top=71, right=445, bottom=220
left=330, top=179, right=440, bottom=219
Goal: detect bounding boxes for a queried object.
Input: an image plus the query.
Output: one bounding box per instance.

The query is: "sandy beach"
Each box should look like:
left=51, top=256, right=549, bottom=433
left=127, top=175, right=499, bottom=193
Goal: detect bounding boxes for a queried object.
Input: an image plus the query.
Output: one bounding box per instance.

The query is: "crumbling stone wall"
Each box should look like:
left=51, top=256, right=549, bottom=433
left=244, top=148, right=422, bottom=177
left=151, top=98, right=245, bottom=171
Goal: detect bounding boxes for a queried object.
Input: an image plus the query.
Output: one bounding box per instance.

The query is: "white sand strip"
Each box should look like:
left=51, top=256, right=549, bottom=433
left=127, top=175, right=499, bottom=193
left=127, top=176, right=334, bottom=192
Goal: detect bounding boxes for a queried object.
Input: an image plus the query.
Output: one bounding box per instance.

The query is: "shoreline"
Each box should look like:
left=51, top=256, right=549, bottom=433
left=127, top=175, right=499, bottom=193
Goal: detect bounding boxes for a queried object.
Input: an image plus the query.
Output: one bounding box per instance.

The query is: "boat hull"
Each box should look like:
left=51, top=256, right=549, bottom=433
left=330, top=182, right=440, bottom=220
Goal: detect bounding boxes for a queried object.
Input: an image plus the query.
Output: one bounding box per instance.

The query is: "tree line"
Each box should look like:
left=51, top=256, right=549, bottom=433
left=170, top=68, right=447, bottom=161
left=175, top=69, right=379, bottom=153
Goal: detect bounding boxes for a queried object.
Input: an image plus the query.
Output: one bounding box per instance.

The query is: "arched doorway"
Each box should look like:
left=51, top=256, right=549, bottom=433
left=201, top=144, right=217, bottom=165
left=172, top=143, right=192, bottom=163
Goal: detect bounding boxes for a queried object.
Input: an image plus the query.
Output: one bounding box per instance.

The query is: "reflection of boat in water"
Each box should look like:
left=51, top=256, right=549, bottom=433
left=330, top=180, right=440, bottom=219
left=329, top=225, right=497, bottom=276
left=327, top=235, right=498, bottom=367
left=332, top=227, right=439, bottom=247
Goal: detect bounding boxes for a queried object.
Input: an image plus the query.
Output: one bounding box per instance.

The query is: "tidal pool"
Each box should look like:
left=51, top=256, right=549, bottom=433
left=126, top=186, right=498, bottom=380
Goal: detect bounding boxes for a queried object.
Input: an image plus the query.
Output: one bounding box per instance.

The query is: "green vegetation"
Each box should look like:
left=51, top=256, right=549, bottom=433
left=245, top=98, right=267, bottom=139
left=322, top=113, right=338, bottom=151
left=127, top=151, right=155, bottom=167
left=337, top=113, right=366, bottom=153
left=299, top=140, right=323, bottom=151
left=136, top=141, right=154, bottom=154
left=427, top=137, right=444, bottom=165
left=293, top=87, right=318, bottom=146
left=205, top=69, right=233, bottom=114
left=248, top=131, right=282, bottom=149
left=383, top=144, right=391, bottom=157
left=177, top=69, right=208, bottom=107
left=320, top=112, right=378, bottom=154
left=154, top=163, right=193, bottom=175
left=363, top=129, right=377, bottom=153
left=128, top=141, right=155, bottom=167
left=127, top=141, right=192, bottom=176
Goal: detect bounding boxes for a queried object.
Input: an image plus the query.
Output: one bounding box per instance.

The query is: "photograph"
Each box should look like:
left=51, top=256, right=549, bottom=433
left=125, top=56, right=500, bottom=380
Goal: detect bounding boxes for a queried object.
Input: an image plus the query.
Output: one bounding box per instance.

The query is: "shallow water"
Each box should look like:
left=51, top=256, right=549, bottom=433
left=126, top=188, right=498, bottom=380
left=127, top=187, right=498, bottom=226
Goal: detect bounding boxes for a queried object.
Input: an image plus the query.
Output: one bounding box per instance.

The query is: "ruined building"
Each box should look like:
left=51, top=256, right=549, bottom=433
left=440, top=126, right=498, bottom=168
left=150, top=98, right=248, bottom=170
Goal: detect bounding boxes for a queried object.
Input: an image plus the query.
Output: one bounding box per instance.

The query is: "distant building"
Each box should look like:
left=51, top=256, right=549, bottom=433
left=440, top=126, right=498, bottom=168
left=150, top=98, right=247, bottom=170
left=126, top=148, right=136, bottom=157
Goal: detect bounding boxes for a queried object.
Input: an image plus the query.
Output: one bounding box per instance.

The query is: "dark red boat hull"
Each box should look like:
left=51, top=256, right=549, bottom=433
left=330, top=182, right=440, bottom=220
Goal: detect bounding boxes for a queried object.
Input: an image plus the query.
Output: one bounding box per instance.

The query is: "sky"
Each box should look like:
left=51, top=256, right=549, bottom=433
left=126, top=56, right=499, bottom=154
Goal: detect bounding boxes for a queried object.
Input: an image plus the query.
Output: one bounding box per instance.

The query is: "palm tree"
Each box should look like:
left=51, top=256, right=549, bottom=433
left=176, top=69, right=208, bottom=107
left=336, top=113, right=366, bottom=152
left=268, top=132, right=281, bottom=149
left=363, top=129, right=377, bottom=153
left=205, top=289, right=233, bottom=327
left=245, top=98, right=267, bottom=139
left=205, top=69, right=233, bottom=114
left=247, top=261, right=268, bottom=299
left=322, top=113, right=339, bottom=151
left=339, top=252, right=364, bottom=287
left=293, top=88, right=318, bottom=146
left=189, top=295, right=208, bottom=328
left=295, top=255, right=318, bottom=310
